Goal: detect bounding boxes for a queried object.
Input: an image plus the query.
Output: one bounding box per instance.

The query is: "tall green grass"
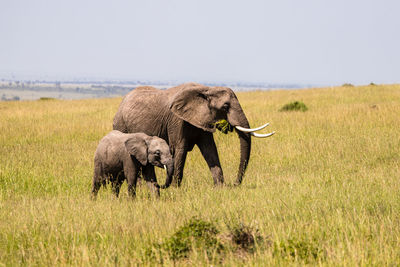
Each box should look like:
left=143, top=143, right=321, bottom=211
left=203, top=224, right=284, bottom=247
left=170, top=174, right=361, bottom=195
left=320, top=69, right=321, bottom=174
left=1, top=85, right=399, bottom=265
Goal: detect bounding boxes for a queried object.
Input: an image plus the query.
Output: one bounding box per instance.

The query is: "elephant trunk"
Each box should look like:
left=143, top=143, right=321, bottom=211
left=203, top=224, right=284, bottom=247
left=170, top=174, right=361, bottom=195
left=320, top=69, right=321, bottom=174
left=227, top=101, right=252, bottom=186
left=235, top=124, right=251, bottom=185
left=159, top=159, right=174, bottom=189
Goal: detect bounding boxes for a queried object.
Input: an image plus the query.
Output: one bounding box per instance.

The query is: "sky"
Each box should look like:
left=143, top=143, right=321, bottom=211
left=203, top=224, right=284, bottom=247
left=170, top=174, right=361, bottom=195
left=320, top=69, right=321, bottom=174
left=1, top=0, right=399, bottom=86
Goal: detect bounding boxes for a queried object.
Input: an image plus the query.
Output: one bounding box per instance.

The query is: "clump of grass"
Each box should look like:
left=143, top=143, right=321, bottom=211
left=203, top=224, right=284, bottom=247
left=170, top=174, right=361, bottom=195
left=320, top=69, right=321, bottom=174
left=215, top=119, right=233, bottom=134
left=273, top=237, right=324, bottom=263
left=146, top=218, right=223, bottom=262
left=145, top=219, right=268, bottom=263
left=38, top=97, right=56, bottom=101
left=279, top=101, right=308, bottom=112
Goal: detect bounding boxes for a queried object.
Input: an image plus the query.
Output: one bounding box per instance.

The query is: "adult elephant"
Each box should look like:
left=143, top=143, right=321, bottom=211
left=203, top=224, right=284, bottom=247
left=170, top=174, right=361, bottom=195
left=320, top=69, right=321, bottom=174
left=113, top=83, right=274, bottom=186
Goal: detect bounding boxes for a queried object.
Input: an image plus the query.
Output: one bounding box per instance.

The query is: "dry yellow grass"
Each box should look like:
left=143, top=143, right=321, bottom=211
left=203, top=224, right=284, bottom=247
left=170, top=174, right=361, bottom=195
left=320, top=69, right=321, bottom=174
left=1, top=84, right=400, bottom=265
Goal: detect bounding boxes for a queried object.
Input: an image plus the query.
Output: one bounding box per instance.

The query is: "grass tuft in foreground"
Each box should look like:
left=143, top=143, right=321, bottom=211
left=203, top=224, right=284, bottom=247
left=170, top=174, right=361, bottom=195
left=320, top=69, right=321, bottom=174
left=145, top=217, right=266, bottom=264
left=146, top=217, right=222, bottom=262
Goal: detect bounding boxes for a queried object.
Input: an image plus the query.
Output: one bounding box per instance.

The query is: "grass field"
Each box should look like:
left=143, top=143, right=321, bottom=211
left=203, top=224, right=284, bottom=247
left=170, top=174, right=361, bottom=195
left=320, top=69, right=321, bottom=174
left=1, top=84, right=400, bottom=265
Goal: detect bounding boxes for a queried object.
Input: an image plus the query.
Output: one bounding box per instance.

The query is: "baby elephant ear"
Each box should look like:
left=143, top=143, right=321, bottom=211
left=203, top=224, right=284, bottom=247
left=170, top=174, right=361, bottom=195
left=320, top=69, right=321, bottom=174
left=124, top=136, right=148, bottom=165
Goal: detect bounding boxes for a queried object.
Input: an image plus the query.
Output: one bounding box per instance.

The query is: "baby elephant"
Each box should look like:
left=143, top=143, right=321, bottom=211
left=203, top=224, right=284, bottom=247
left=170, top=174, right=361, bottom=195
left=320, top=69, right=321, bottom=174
left=92, top=130, right=174, bottom=198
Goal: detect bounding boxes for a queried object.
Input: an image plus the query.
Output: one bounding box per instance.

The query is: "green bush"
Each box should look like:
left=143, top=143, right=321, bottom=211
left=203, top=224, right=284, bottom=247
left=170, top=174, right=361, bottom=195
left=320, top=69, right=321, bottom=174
left=146, top=218, right=223, bottom=261
left=279, top=101, right=308, bottom=112
left=145, top=218, right=267, bottom=263
left=342, top=83, right=354, bottom=87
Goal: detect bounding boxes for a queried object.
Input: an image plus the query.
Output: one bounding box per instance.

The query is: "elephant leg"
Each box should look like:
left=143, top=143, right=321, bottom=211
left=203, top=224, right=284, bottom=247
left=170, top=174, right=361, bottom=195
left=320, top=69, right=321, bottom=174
left=142, top=165, right=160, bottom=198
left=172, top=148, right=188, bottom=187
left=136, top=170, right=144, bottom=187
left=111, top=172, right=124, bottom=197
left=197, top=132, right=224, bottom=185
left=91, top=180, right=101, bottom=199
left=111, top=181, right=122, bottom=197
left=124, top=161, right=139, bottom=198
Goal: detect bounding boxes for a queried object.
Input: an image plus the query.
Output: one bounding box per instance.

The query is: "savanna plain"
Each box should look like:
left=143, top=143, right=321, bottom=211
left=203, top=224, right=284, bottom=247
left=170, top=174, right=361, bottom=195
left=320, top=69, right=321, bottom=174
left=1, top=84, right=399, bottom=266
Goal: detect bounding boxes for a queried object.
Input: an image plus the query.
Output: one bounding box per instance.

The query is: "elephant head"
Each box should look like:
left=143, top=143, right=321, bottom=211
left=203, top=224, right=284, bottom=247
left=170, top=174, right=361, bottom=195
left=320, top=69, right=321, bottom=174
left=125, top=134, right=174, bottom=189
left=169, top=83, right=274, bottom=185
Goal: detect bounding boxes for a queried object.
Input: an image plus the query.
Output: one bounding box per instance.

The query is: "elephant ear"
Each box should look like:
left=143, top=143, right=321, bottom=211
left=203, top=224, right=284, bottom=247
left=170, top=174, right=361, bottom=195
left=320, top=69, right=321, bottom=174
left=124, top=135, right=148, bottom=165
left=169, top=84, right=216, bottom=132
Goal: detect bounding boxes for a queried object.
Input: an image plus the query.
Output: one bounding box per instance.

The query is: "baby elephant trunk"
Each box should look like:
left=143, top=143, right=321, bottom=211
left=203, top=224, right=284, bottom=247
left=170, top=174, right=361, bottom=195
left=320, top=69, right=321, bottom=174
left=159, top=159, right=174, bottom=189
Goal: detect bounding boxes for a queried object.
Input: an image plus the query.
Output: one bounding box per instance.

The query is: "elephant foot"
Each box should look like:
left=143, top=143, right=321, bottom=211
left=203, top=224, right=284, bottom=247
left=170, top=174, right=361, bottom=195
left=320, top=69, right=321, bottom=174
left=233, top=181, right=242, bottom=187
left=170, top=177, right=183, bottom=187
left=90, top=193, right=98, bottom=201
left=213, top=182, right=224, bottom=187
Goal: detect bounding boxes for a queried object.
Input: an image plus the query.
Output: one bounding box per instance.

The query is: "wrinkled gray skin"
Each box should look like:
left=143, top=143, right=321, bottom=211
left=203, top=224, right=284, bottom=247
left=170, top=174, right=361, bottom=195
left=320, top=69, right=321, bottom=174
left=92, top=130, right=174, bottom=198
left=113, top=83, right=251, bottom=187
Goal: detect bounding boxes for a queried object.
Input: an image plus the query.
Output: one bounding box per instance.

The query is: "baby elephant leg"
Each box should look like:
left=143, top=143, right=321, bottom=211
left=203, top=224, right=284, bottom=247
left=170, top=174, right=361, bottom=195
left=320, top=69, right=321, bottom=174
left=142, top=166, right=160, bottom=198
left=111, top=172, right=124, bottom=198
left=124, top=161, right=139, bottom=198
left=91, top=181, right=101, bottom=199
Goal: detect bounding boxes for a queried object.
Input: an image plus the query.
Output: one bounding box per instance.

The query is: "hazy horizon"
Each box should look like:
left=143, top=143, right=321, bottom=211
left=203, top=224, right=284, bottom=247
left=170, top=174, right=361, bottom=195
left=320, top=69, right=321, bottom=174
left=1, top=1, right=399, bottom=86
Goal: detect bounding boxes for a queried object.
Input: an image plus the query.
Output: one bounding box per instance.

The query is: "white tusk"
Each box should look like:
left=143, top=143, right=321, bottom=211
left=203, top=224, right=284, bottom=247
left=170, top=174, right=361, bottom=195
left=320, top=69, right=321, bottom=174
left=251, top=131, right=275, bottom=138
left=235, top=123, right=270, bottom=133
left=163, top=165, right=167, bottom=171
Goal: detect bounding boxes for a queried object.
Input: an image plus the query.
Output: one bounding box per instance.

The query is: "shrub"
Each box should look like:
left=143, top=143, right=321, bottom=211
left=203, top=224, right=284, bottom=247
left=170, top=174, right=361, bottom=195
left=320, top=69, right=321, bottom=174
left=144, top=219, right=269, bottom=263
left=38, top=97, right=56, bottom=101
left=342, top=83, right=354, bottom=87
left=279, top=101, right=308, bottom=112
left=146, top=218, right=223, bottom=262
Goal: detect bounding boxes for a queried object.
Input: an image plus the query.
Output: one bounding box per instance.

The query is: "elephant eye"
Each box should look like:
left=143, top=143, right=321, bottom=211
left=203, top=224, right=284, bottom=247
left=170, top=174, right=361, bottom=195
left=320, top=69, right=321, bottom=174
left=198, top=93, right=208, bottom=100
left=222, top=103, right=230, bottom=111
left=155, top=150, right=160, bottom=157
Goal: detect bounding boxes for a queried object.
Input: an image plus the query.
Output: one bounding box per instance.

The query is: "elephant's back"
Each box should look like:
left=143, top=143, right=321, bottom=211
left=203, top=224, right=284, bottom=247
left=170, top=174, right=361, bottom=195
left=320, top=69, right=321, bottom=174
left=95, top=132, right=124, bottom=167
left=113, top=87, right=171, bottom=137
left=134, top=85, right=159, bottom=92
left=123, top=86, right=166, bottom=103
